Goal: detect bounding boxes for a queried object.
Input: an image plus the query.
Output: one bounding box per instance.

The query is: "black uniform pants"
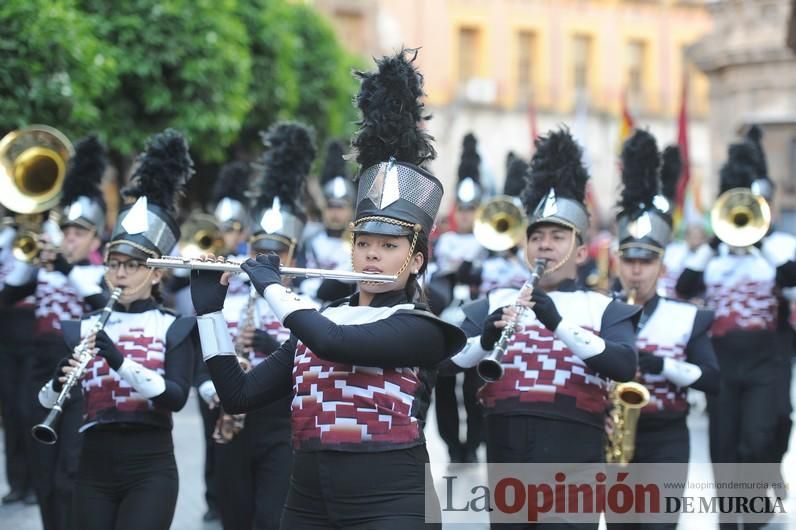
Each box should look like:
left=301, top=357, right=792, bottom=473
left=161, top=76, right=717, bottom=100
left=280, top=445, right=440, bottom=529
left=197, top=395, right=219, bottom=513
left=606, top=417, right=689, bottom=530
left=434, top=368, right=484, bottom=459
left=72, top=427, right=178, bottom=530
left=0, top=344, right=33, bottom=496
left=215, top=415, right=292, bottom=530
left=485, top=414, right=603, bottom=530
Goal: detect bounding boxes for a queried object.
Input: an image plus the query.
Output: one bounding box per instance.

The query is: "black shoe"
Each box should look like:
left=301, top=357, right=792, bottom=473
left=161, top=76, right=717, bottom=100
left=23, top=491, right=37, bottom=505
left=462, top=447, right=478, bottom=463
left=203, top=507, right=220, bottom=522
left=2, top=490, right=25, bottom=504
left=448, top=445, right=464, bottom=464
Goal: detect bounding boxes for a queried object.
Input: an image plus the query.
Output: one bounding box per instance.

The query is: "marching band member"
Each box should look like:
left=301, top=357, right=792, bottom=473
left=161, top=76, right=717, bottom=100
left=300, top=139, right=356, bottom=303
left=449, top=129, right=639, bottom=530
left=191, top=49, right=466, bottom=528
left=38, top=130, right=198, bottom=530
left=198, top=121, right=317, bottom=530
left=1, top=136, right=108, bottom=529
left=676, top=133, right=796, bottom=480
left=433, top=132, right=488, bottom=464
left=609, top=130, right=719, bottom=530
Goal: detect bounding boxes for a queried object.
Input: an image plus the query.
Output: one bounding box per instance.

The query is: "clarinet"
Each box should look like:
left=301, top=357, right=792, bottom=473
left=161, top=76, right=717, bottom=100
left=32, top=287, right=123, bottom=445
left=477, top=258, right=547, bottom=382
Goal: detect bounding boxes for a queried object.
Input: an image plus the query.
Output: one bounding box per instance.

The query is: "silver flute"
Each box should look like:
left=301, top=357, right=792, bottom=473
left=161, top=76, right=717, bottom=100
left=477, top=258, right=547, bottom=382
left=147, top=256, right=398, bottom=284
left=32, top=287, right=123, bottom=445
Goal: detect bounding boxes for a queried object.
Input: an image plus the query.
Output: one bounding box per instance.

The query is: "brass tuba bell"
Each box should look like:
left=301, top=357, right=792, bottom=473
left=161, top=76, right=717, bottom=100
left=711, top=187, right=771, bottom=248
left=179, top=212, right=226, bottom=258
left=0, top=126, right=73, bottom=262
left=473, top=195, right=527, bottom=252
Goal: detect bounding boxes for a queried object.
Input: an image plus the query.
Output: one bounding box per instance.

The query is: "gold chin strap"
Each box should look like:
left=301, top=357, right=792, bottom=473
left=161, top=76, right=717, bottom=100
left=349, top=217, right=423, bottom=284
left=104, top=268, right=153, bottom=301
left=527, top=227, right=578, bottom=276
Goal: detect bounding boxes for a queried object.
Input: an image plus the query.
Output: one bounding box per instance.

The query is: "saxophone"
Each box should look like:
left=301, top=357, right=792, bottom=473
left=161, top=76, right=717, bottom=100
left=212, top=286, right=256, bottom=444
left=605, top=288, right=650, bottom=465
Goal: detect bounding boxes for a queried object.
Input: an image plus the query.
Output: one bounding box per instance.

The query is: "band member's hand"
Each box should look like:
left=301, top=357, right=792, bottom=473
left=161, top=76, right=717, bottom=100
left=480, top=308, right=506, bottom=350
left=51, top=253, right=73, bottom=275
left=51, top=357, right=73, bottom=392
left=708, top=236, right=721, bottom=251
left=529, top=288, right=562, bottom=331
left=241, top=254, right=282, bottom=296
left=93, top=330, right=124, bottom=370
left=251, top=329, right=280, bottom=354
left=190, top=255, right=229, bottom=315
left=637, top=352, right=664, bottom=374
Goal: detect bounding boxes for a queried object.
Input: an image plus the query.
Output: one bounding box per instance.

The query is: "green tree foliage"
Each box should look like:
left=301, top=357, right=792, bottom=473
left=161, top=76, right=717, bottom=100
left=0, top=0, right=117, bottom=137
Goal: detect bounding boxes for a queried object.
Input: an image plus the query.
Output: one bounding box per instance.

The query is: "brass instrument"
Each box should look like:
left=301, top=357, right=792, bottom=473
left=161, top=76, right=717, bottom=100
left=0, top=126, right=72, bottom=262
left=473, top=195, right=527, bottom=252
left=711, top=187, right=771, bottom=248
left=32, top=288, right=123, bottom=445
left=605, top=288, right=651, bottom=465
left=213, top=287, right=256, bottom=444
left=179, top=213, right=226, bottom=258
left=586, top=236, right=612, bottom=293
left=477, top=258, right=547, bottom=382
left=146, top=256, right=398, bottom=283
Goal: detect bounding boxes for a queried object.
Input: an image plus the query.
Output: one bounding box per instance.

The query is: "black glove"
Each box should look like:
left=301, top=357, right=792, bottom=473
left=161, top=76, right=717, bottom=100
left=456, top=261, right=479, bottom=286
left=708, top=235, right=721, bottom=251
left=251, top=329, right=281, bottom=354
left=51, top=356, right=72, bottom=392
left=94, top=330, right=124, bottom=370
left=480, top=308, right=505, bottom=350
left=190, top=268, right=229, bottom=315
left=52, top=254, right=73, bottom=275
left=638, top=352, right=664, bottom=374
left=241, top=254, right=282, bottom=296
left=530, top=288, right=562, bottom=331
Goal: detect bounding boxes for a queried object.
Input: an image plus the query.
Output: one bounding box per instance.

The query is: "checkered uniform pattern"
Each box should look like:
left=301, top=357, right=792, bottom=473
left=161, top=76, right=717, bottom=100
left=221, top=291, right=292, bottom=367
left=637, top=298, right=697, bottom=414
left=290, top=303, right=430, bottom=451
left=704, top=252, right=777, bottom=337
left=79, top=309, right=175, bottom=430
left=478, top=290, right=613, bottom=428
left=34, top=267, right=102, bottom=334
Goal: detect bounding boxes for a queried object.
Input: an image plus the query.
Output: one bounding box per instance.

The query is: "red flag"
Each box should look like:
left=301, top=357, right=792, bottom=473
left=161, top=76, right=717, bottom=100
left=674, top=76, right=691, bottom=228
left=618, top=91, right=635, bottom=150
left=528, top=97, right=539, bottom=154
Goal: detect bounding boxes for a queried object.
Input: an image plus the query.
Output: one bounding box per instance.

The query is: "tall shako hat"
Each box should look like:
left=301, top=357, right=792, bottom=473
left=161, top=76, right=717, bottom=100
left=659, top=145, right=682, bottom=214
left=110, top=129, right=193, bottom=260
left=616, top=130, right=672, bottom=259
left=504, top=156, right=529, bottom=198
left=521, top=128, right=590, bottom=237
left=59, top=135, right=107, bottom=232
left=320, top=139, right=355, bottom=208
left=718, top=140, right=758, bottom=196
left=212, top=161, right=250, bottom=231
left=350, top=48, right=443, bottom=239
left=250, top=121, right=315, bottom=254
left=455, top=133, right=483, bottom=208
left=746, top=125, right=774, bottom=201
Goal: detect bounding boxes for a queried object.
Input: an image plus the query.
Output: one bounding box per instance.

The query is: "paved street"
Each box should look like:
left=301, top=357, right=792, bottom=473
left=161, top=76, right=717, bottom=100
left=2, top=371, right=795, bottom=529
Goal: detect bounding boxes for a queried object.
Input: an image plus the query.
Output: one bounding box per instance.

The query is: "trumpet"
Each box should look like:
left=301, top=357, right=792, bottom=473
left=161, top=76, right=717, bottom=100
left=477, top=258, right=547, bottom=382
left=32, top=288, right=123, bottom=445
left=146, top=256, right=398, bottom=283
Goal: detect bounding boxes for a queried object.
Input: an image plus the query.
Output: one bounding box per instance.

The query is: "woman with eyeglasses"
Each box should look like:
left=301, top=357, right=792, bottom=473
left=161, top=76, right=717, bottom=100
left=191, top=51, right=466, bottom=529
left=37, top=130, right=198, bottom=530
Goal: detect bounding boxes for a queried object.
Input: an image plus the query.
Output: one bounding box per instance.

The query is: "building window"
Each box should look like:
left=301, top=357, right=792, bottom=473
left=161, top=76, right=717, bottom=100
left=516, top=31, right=536, bottom=102
left=333, top=10, right=366, bottom=55
left=573, top=35, right=591, bottom=92
left=627, top=40, right=646, bottom=98
left=458, top=27, right=480, bottom=84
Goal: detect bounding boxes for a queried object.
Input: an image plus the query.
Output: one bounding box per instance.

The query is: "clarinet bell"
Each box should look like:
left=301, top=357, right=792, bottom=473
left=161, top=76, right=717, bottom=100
left=31, top=407, right=61, bottom=445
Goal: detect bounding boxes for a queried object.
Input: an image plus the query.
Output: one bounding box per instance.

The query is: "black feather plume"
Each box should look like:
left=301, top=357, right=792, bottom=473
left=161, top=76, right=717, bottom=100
left=60, top=135, right=106, bottom=207
left=619, top=130, right=661, bottom=215
left=504, top=157, right=528, bottom=197
left=719, top=142, right=757, bottom=194
left=660, top=146, right=682, bottom=204
left=123, top=129, right=194, bottom=216
left=320, top=140, right=348, bottom=185
left=212, top=162, right=250, bottom=204
left=521, top=128, right=589, bottom=216
left=745, top=125, right=768, bottom=179
left=352, top=48, right=436, bottom=171
left=457, top=133, right=480, bottom=183
left=255, top=122, right=316, bottom=211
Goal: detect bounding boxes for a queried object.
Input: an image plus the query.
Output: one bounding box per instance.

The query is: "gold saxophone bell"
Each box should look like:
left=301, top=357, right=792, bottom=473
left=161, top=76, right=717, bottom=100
left=711, top=187, right=771, bottom=248
left=179, top=213, right=226, bottom=258
left=473, top=195, right=527, bottom=252
left=605, top=380, right=650, bottom=465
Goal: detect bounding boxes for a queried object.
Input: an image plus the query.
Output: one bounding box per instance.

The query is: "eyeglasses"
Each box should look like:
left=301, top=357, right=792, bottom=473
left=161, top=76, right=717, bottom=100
left=106, top=259, right=143, bottom=273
